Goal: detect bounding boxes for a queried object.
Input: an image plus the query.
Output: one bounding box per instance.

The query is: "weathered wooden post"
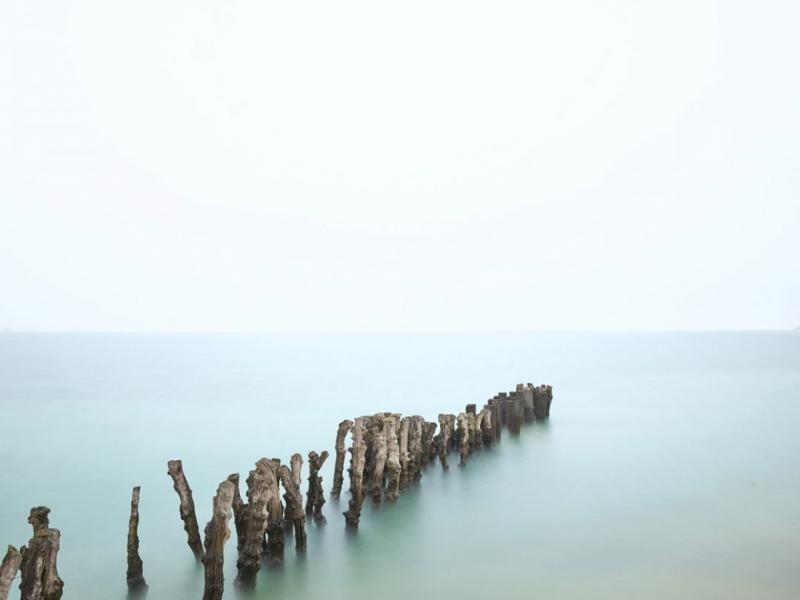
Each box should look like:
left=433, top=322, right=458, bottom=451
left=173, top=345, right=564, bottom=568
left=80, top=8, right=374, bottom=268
left=305, top=451, right=329, bottom=523
left=166, top=460, right=203, bottom=561
left=465, top=404, right=476, bottom=415
left=522, top=384, right=535, bottom=423
left=468, top=412, right=481, bottom=450
left=487, top=399, right=501, bottom=442
left=367, top=415, right=388, bottom=504
left=385, top=414, right=402, bottom=501
left=226, top=474, right=246, bottom=560
left=507, top=394, right=522, bottom=435
left=234, top=459, right=271, bottom=588
left=478, top=406, right=493, bottom=447
left=421, top=421, right=437, bottom=467
left=279, top=461, right=307, bottom=552
left=331, top=419, right=353, bottom=499
left=398, top=416, right=411, bottom=490
left=457, top=413, right=470, bottom=465
left=201, top=480, right=234, bottom=600
left=19, top=507, right=63, bottom=600
left=343, top=417, right=367, bottom=529
left=0, top=546, right=22, bottom=600
left=437, top=414, right=454, bottom=470
left=263, top=459, right=285, bottom=565
left=283, top=454, right=303, bottom=533
left=408, top=416, right=425, bottom=485
left=126, top=487, right=148, bottom=596
left=533, top=385, right=549, bottom=420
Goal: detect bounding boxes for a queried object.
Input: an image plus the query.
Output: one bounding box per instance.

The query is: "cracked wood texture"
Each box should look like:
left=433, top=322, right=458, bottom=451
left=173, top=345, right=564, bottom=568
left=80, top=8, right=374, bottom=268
left=234, top=459, right=272, bottom=588
left=343, top=417, right=367, bottom=529
left=19, top=507, right=63, bottom=600
left=201, top=480, right=234, bottom=600
left=225, top=474, right=246, bottom=562
left=384, top=415, right=401, bottom=502
left=367, top=415, right=388, bottom=504
left=126, top=487, right=148, bottom=595
left=279, top=461, right=307, bottom=552
left=166, top=460, right=203, bottom=561
left=263, top=459, right=285, bottom=565
left=437, top=414, right=454, bottom=470
left=0, top=546, right=22, bottom=600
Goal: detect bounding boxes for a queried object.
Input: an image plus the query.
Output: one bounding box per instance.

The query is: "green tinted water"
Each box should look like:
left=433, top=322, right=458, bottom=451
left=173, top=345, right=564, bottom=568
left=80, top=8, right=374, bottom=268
left=1, top=333, right=798, bottom=599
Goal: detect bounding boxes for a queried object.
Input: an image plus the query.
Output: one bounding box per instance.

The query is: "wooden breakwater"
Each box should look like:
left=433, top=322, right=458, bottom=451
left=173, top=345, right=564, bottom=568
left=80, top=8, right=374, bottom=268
left=1, top=383, right=552, bottom=599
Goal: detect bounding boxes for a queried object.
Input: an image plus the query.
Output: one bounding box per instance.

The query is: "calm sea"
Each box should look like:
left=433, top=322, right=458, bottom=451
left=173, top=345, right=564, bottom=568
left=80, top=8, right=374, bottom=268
left=0, top=333, right=798, bottom=599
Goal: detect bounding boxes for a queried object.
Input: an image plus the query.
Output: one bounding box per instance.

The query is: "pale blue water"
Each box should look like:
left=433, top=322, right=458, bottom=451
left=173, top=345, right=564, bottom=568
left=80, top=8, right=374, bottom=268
left=1, top=333, right=798, bottom=599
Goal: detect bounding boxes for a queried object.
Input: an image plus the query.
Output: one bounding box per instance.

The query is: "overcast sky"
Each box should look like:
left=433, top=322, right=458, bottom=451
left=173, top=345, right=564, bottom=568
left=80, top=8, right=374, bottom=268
left=1, top=1, right=798, bottom=332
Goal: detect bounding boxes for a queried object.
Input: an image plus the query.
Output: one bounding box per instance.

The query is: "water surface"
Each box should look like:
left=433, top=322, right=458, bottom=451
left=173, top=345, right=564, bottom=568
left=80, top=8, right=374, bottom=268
left=1, top=333, right=798, bottom=599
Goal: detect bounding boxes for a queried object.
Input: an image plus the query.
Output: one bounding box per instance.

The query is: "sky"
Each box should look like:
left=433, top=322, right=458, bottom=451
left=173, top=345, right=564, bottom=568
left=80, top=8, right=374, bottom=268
left=1, top=0, right=798, bottom=332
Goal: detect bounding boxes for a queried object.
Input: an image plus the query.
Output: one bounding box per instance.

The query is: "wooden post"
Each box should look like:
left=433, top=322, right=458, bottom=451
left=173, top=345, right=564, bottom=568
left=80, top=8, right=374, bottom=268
left=201, top=480, right=234, bottom=600
left=367, top=415, right=388, bottom=504
left=166, top=460, right=203, bottom=561
left=279, top=462, right=307, bottom=552
left=478, top=406, right=493, bottom=447
left=19, top=507, right=63, bottom=600
left=234, top=460, right=270, bottom=588
left=264, top=459, right=286, bottom=565
left=305, top=451, right=329, bottom=523
left=398, top=417, right=411, bottom=490
left=507, top=395, right=522, bottom=435
left=437, top=414, right=454, bottom=470
left=0, top=546, right=22, bottom=600
left=384, top=414, right=401, bottom=502
left=343, top=417, right=367, bottom=529
left=331, top=419, right=353, bottom=499
left=283, top=454, right=304, bottom=533
left=408, top=416, right=425, bottom=485
left=126, top=487, right=148, bottom=596
left=533, top=385, right=548, bottom=420
left=421, top=421, right=437, bottom=467
left=225, top=474, right=246, bottom=561
left=522, top=384, right=535, bottom=423
left=487, top=399, right=501, bottom=443
left=465, top=404, right=477, bottom=415
left=457, top=413, right=470, bottom=466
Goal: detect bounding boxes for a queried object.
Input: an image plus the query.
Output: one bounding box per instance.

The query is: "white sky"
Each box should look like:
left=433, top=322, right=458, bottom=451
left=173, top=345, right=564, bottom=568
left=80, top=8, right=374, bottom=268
left=1, top=1, right=798, bottom=332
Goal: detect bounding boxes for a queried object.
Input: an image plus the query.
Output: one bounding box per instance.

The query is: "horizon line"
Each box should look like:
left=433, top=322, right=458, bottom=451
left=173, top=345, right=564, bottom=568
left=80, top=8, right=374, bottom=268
left=1, top=328, right=797, bottom=335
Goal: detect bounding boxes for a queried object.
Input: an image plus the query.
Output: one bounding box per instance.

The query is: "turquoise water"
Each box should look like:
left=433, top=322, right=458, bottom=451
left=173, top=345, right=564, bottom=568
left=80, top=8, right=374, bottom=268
left=1, top=332, right=798, bottom=599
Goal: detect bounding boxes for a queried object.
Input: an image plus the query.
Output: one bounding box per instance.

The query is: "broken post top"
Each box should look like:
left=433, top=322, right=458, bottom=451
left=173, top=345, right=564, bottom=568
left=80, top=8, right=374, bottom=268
left=28, top=506, right=51, bottom=534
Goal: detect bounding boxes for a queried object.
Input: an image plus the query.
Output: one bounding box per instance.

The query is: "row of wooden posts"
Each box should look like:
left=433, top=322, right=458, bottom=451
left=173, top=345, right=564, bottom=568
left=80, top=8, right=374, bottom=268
left=0, top=383, right=553, bottom=600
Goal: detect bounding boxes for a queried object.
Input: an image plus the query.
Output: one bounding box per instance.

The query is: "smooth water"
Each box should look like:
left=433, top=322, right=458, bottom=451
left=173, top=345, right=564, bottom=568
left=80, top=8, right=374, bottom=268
left=1, top=333, right=798, bottom=599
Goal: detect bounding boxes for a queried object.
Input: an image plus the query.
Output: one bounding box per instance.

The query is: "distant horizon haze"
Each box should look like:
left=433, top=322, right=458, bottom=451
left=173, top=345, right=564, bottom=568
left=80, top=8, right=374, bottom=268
left=2, top=1, right=798, bottom=332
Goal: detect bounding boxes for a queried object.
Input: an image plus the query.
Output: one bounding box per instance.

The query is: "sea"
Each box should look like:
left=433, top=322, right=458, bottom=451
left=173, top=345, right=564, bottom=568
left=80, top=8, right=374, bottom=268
left=0, top=332, right=798, bottom=599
